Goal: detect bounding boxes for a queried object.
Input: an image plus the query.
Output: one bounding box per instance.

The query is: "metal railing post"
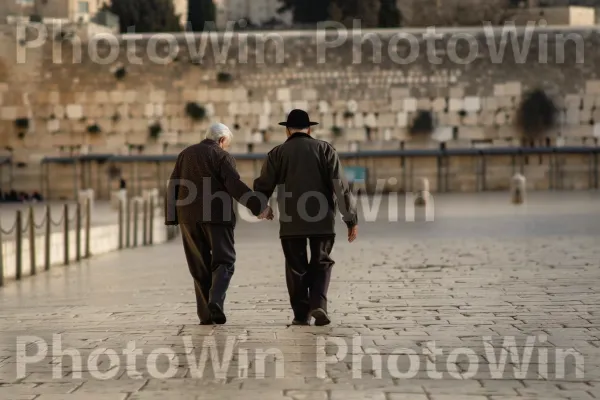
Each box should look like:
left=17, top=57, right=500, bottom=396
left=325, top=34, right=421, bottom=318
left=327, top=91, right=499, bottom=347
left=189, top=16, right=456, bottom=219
left=142, top=198, right=148, bottom=246
left=118, top=199, right=124, bottom=250
left=85, top=198, right=91, bottom=258
left=149, top=196, right=155, bottom=245
left=125, top=199, right=131, bottom=248
left=75, top=202, right=81, bottom=262
left=45, top=205, right=51, bottom=271
left=64, top=204, right=70, bottom=265
left=15, top=211, right=22, bottom=280
left=133, top=199, right=139, bottom=248
left=28, top=206, right=36, bottom=276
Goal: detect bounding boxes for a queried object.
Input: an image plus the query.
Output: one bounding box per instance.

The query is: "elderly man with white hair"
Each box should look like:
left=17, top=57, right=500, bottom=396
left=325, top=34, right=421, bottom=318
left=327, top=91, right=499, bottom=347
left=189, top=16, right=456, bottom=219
left=166, top=123, right=273, bottom=325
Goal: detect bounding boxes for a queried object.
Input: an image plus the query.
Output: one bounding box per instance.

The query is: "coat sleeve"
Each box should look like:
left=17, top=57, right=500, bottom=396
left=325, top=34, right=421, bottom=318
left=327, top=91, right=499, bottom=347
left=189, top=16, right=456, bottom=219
left=164, top=154, right=182, bottom=225
left=326, top=145, right=358, bottom=229
left=219, top=154, right=265, bottom=216
left=253, top=151, right=278, bottom=200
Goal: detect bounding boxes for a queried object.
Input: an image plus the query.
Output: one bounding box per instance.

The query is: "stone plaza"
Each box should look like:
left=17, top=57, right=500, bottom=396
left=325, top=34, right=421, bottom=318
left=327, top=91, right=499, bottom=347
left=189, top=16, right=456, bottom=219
left=0, top=192, right=599, bottom=399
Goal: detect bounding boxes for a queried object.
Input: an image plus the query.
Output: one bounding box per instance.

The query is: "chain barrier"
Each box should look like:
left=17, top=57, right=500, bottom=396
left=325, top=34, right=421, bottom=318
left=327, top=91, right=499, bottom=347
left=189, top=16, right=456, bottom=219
left=33, top=212, right=48, bottom=230
left=0, top=218, right=18, bottom=235
left=21, top=212, right=31, bottom=233
left=50, top=211, right=65, bottom=227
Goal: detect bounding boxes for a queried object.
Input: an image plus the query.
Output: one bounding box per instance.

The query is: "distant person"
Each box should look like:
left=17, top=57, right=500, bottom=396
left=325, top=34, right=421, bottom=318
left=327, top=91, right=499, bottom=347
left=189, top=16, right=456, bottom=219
left=119, top=178, right=126, bottom=190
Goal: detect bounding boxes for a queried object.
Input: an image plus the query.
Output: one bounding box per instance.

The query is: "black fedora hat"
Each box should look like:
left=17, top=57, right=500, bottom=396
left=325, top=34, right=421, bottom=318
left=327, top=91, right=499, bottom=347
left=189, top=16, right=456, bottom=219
left=279, top=109, right=319, bottom=128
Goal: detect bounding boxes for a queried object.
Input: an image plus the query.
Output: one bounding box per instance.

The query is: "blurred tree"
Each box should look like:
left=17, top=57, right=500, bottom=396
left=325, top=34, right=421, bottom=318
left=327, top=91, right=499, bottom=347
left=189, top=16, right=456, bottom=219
left=106, top=0, right=182, bottom=33
left=410, top=0, right=515, bottom=26
left=278, top=0, right=331, bottom=24
left=188, top=0, right=217, bottom=31
left=329, top=0, right=380, bottom=28
left=378, top=0, right=402, bottom=27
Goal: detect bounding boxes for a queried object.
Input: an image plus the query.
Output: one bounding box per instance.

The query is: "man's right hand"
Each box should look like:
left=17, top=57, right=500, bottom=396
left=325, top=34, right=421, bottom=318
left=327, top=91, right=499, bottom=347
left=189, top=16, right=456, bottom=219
left=348, top=226, right=358, bottom=243
left=258, top=206, right=274, bottom=220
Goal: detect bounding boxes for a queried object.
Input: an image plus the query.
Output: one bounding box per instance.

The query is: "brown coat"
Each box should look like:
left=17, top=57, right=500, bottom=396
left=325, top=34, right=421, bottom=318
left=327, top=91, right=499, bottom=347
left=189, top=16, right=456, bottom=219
left=165, top=139, right=265, bottom=226
left=253, top=132, right=358, bottom=238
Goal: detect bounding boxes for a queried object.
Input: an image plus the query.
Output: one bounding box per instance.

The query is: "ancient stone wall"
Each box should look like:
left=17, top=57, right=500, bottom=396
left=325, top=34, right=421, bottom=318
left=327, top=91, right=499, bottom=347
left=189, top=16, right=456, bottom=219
left=0, top=26, right=599, bottom=196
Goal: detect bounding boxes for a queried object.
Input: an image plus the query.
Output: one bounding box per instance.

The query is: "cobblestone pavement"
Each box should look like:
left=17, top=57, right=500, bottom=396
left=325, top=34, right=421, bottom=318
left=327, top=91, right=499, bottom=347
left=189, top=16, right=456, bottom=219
left=1, top=193, right=600, bottom=400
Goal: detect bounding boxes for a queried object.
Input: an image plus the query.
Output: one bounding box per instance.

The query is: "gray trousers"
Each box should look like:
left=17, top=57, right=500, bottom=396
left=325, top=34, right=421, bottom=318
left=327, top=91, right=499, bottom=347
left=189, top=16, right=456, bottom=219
left=180, top=223, right=236, bottom=323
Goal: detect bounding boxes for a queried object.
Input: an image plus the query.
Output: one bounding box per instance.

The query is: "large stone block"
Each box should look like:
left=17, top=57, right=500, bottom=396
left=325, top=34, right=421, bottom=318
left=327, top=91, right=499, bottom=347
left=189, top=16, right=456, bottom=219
left=449, top=87, right=464, bottom=98
left=586, top=80, right=600, bottom=94
left=149, top=90, right=166, bottom=103
left=403, top=98, right=417, bottom=112
left=432, top=126, right=453, bottom=142
left=276, top=88, right=290, bottom=102
left=378, top=113, right=395, bottom=127
left=504, top=82, right=522, bottom=96
left=464, top=96, right=481, bottom=112
left=144, top=104, right=155, bottom=118
left=448, top=98, right=464, bottom=112
left=53, top=105, right=65, bottom=119
left=396, top=112, right=408, bottom=128
left=0, top=106, right=17, bottom=120
left=566, top=109, right=580, bottom=125
left=94, top=91, right=109, bottom=103
left=417, top=98, right=431, bottom=110
left=390, top=87, right=409, bottom=99
left=431, top=98, right=446, bottom=112
left=66, top=104, right=83, bottom=120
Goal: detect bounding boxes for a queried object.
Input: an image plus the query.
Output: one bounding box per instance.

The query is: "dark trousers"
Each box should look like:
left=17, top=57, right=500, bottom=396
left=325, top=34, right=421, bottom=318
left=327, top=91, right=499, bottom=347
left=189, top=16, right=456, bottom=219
left=280, top=236, right=335, bottom=321
left=180, top=223, right=236, bottom=323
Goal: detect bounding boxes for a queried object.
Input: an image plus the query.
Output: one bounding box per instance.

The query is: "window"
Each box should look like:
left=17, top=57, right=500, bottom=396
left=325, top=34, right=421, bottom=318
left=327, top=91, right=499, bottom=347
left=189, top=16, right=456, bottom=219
left=78, top=1, right=89, bottom=13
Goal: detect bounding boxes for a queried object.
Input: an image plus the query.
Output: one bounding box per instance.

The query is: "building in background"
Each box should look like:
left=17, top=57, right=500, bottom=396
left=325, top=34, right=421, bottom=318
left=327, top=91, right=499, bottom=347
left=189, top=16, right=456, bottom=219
left=508, top=5, right=596, bottom=25
left=0, top=0, right=103, bottom=23
left=172, top=0, right=188, bottom=29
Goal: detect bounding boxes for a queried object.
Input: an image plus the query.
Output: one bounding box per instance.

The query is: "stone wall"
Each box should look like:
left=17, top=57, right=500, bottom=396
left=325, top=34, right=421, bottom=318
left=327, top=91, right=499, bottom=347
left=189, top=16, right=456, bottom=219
left=0, top=26, right=599, bottom=196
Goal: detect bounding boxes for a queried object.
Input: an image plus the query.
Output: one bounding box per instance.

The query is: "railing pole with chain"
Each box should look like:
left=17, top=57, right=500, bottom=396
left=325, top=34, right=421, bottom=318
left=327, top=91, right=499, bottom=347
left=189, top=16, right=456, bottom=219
left=142, top=198, right=148, bottom=246
left=133, top=199, right=139, bottom=248
left=75, top=202, right=81, bottom=262
left=28, top=206, right=36, bottom=276
left=85, top=198, right=91, bottom=258
left=15, top=210, right=22, bottom=280
left=64, top=204, right=69, bottom=266
left=45, top=205, right=51, bottom=271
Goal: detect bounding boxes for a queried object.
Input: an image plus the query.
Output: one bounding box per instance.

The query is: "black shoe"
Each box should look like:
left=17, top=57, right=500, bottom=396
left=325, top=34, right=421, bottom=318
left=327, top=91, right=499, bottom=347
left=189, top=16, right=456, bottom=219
left=292, top=319, right=310, bottom=326
left=199, top=320, right=213, bottom=325
left=310, top=308, right=331, bottom=326
left=208, top=303, right=227, bottom=325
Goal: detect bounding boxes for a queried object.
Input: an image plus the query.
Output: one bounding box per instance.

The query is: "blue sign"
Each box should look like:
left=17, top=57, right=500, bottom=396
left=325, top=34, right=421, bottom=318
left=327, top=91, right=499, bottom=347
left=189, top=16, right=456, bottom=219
left=344, top=166, right=367, bottom=183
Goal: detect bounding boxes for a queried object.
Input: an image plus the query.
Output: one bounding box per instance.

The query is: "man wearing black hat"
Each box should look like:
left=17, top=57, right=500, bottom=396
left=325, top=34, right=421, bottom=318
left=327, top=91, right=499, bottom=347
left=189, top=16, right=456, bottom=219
left=254, top=109, right=358, bottom=326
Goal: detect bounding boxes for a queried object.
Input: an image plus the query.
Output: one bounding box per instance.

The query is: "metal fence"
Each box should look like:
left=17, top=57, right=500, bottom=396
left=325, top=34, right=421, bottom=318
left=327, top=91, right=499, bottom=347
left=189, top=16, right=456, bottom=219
left=0, top=194, right=171, bottom=287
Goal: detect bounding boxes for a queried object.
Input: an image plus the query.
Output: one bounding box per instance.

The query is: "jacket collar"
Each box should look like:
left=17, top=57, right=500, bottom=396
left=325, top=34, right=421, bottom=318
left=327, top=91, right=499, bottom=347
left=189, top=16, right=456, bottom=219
left=286, top=132, right=313, bottom=142
left=201, top=138, right=219, bottom=147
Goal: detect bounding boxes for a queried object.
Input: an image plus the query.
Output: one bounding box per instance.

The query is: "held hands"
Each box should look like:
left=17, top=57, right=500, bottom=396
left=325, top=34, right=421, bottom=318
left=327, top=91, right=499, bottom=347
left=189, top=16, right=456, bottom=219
left=258, top=205, right=274, bottom=221
left=348, top=225, right=358, bottom=243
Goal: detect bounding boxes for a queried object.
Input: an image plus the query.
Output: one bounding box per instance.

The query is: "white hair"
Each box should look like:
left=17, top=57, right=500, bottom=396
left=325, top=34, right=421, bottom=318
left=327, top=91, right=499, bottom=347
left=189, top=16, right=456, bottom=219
left=206, top=123, right=233, bottom=142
